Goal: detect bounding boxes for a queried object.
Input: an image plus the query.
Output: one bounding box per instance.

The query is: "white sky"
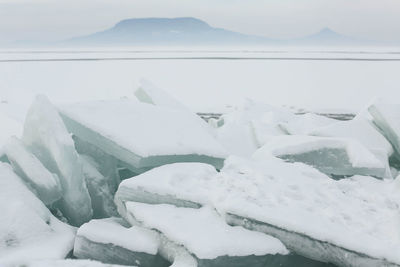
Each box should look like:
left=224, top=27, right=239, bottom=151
left=0, top=0, right=400, bottom=44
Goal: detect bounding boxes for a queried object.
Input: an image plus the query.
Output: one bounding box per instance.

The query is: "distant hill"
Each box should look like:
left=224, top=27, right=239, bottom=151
left=67, top=17, right=268, bottom=46
left=287, top=27, right=371, bottom=46
left=65, top=17, right=380, bottom=47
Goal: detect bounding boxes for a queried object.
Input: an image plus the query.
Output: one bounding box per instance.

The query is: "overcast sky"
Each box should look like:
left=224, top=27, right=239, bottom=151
left=1, top=0, right=400, bottom=44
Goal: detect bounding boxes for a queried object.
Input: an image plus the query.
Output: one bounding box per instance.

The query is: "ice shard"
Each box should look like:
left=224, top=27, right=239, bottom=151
left=124, top=202, right=290, bottom=267
left=0, top=163, right=75, bottom=265
left=4, top=136, right=62, bottom=205
left=135, top=79, right=189, bottom=111
left=0, top=112, right=22, bottom=157
left=80, top=155, right=118, bottom=218
left=59, top=99, right=226, bottom=172
left=368, top=100, right=400, bottom=158
left=253, top=135, right=386, bottom=178
left=74, top=217, right=169, bottom=267
left=22, top=95, right=92, bottom=226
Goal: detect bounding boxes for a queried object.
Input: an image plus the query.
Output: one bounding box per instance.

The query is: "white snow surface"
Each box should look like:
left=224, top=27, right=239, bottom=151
left=117, top=162, right=218, bottom=207
left=218, top=156, right=400, bottom=265
left=0, top=163, right=75, bottom=265
left=253, top=135, right=384, bottom=169
left=77, top=217, right=159, bottom=255
left=60, top=99, right=227, bottom=158
left=125, top=202, right=288, bottom=259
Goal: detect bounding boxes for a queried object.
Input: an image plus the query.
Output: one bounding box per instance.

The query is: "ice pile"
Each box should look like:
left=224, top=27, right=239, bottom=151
left=2, top=84, right=400, bottom=267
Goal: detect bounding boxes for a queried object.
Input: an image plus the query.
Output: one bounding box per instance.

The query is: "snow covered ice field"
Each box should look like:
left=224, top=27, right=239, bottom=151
left=1, top=48, right=400, bottom=267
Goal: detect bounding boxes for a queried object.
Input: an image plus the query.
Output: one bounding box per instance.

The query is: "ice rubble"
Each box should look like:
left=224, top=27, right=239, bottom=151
left=22, top=95, right=92, bottom=226
left=0, top=163, right=75, bottom=265
left=4, top=136, right=62, bottom=205
left=59, top=99, right=227, bottom=172
left=253, top=135, right=386, bottom=178
left=115, top=157, right=400, bottom=267
left=74, top=217, right=168, bottom=266
left=213, top=100, right=293, bottom=156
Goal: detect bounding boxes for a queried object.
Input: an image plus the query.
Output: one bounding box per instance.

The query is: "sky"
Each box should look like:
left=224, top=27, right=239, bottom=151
left=0, top=0, right=400, bottom=44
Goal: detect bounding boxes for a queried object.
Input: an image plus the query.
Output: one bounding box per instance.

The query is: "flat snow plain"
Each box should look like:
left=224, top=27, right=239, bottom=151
left=1, top=47, right=400, bottom=120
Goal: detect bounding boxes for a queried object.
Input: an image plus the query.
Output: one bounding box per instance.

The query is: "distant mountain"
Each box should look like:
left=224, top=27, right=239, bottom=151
left=65, top=18, right=380, bottom=47
left=67, top=17, right=269, bottom=46
left=287, top=27, right=371, bottom=46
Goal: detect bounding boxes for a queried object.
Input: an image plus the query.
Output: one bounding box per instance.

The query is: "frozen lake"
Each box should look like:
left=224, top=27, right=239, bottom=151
left=1, top=47, right=400, bottom=121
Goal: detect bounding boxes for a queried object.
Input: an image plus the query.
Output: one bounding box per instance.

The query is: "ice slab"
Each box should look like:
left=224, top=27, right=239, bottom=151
left=59, top=99, right=226, bottom=171
left=0, top=112, right=22, bottom=156
left=0, top=163, right=75, bottom=265
left=280, top=113, right=338, bottom=135
left=219, top=157, right=400, bottom=267
left=74, top=217, right=168, bottom=267
left=116, top=156, right=400, bottom=266
left=115, top=162, right=218, bottom=217
left=4, top=136, right=62, bottom=205
left=254, top=135, right=386, bottom=178
left=310, top=117, right=394, bottom=178
left=124, top=202, right=289, bottom=267
left=22, top=95, right=92, bottom=226
left=81, top=155, right=118, bottom=218
left=368, top=100, right=400, bottom=158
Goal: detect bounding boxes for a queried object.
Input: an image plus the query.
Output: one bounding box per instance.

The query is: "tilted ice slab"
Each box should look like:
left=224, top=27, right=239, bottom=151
left=253, top=135, right=386, bottom=178
left=4, top=136, right=62, bottom=205
left=124, top=202, right=289, bottom=267
left=74, top=217, right=168, bottom=267
left=59, top=99, right=227, bottom=172
left=368, top=100, right=400, bottom=158
left=0, top=112, right=22, bottom=157
left=81, top=155, right=118, bottom=218
left=115, top=157, right=400, bottom=266
left=0, top=163, right=75, bottom=265
left=135, top=79, right=189, bottom=111
left=22, top=95, right=92, bottom=226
